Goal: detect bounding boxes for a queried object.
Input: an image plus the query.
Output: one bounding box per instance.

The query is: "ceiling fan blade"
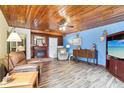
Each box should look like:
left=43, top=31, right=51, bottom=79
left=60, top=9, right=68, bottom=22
left=67, top=25, right=74, bottom=28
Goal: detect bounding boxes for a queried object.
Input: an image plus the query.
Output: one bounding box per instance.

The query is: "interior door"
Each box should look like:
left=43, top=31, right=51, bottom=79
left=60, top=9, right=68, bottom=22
left=49, top=37, right=58, bottom=58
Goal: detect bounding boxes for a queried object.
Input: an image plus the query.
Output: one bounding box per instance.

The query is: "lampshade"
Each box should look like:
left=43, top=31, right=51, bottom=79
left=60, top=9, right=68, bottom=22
left=7, top=31, right=22, bottom=42
left=100, top=30, right=108, bottom=42
left=100, top=36, right=105, bottom=42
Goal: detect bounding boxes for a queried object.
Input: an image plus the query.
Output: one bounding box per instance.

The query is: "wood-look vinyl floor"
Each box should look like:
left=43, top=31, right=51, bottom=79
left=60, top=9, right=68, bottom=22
left=39, top=60, right=124, bottom=88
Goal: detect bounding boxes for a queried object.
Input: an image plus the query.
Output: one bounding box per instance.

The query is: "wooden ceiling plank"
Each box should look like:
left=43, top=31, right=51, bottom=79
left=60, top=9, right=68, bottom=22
left=1, top=5, right=124, bottom=34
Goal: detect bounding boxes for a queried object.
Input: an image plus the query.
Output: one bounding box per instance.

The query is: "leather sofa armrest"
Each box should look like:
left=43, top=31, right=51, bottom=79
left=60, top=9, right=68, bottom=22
left=27, top=59, right=42, bottom=64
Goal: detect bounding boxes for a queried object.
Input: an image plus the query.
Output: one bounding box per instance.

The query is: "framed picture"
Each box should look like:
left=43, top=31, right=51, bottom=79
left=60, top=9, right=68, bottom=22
left=72, top=38, right=81, bottom=45
left=36, top=39, right=43, bottom=46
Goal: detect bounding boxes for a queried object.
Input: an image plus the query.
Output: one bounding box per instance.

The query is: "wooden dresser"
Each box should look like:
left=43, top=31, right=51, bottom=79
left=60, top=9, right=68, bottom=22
left=73, top=49, right=98, bottom=64
left=107, top=57, right=124, bottom=82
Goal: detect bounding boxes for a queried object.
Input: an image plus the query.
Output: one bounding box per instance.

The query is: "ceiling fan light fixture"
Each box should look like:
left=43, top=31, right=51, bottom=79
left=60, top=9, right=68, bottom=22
left=62, top=26, right=66, bottom=31
left=59, top=26, right=66, bottom=31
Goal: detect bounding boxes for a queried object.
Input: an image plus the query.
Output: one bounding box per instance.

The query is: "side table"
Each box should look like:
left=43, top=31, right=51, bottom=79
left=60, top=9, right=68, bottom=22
left=0, top=72, right=38, bottom=88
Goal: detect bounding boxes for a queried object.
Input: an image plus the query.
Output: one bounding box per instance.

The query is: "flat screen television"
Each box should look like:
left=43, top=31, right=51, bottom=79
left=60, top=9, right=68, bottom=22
left=108, top=39, right=124, bottom=59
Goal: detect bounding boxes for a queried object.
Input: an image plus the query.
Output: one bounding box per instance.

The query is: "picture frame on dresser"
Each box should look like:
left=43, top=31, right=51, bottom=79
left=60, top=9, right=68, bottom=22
left=36, top=38, right=43, bottom=46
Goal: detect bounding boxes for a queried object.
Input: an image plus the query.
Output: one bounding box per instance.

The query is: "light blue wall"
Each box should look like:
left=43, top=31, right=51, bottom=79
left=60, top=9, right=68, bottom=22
left=64, top=21, right=124, bottom=65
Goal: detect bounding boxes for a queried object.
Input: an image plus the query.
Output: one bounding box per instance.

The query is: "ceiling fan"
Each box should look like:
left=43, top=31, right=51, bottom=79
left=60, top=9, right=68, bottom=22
left=58, top=18, right=74, bottom=31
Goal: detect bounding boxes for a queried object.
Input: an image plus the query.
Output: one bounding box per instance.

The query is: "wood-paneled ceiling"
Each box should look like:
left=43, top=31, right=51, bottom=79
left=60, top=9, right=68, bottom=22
left=1, top=5, right=124, bottom=35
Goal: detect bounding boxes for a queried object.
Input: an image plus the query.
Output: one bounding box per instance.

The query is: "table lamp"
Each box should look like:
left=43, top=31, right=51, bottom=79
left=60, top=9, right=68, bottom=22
left=66, top=44, right=70, bottom=49
left=6, top=28, right=22, bottom=72
left=66, top=44, right=70, bottom=52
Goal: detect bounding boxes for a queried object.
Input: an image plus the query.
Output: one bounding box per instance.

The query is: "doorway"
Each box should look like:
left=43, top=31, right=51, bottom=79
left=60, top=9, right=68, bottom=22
left=49, top=37, right=58, bottom=58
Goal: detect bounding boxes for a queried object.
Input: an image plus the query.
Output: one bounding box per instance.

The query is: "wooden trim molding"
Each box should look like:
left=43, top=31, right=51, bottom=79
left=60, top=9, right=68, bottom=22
left=31, top=30, right=62, bottom=36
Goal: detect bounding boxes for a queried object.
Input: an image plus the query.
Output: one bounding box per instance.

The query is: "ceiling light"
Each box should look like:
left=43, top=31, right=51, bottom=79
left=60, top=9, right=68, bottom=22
left=59, top=26, right=66, bottom=31
left=62, top=26, right=66, bottom=31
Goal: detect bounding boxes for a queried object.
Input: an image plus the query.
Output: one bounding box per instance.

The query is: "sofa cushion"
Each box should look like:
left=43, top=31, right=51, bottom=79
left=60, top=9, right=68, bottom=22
left=9, top=53, right=18, bottom=66
left=16, top=60, right=27, bottom=66
left=9, top=52, right=26, bottom=66
left=12, top=64, right=38, bottom=72
left=16, top=52, right=26, bottom=62
left=3, top=56, right=14, bottom=71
